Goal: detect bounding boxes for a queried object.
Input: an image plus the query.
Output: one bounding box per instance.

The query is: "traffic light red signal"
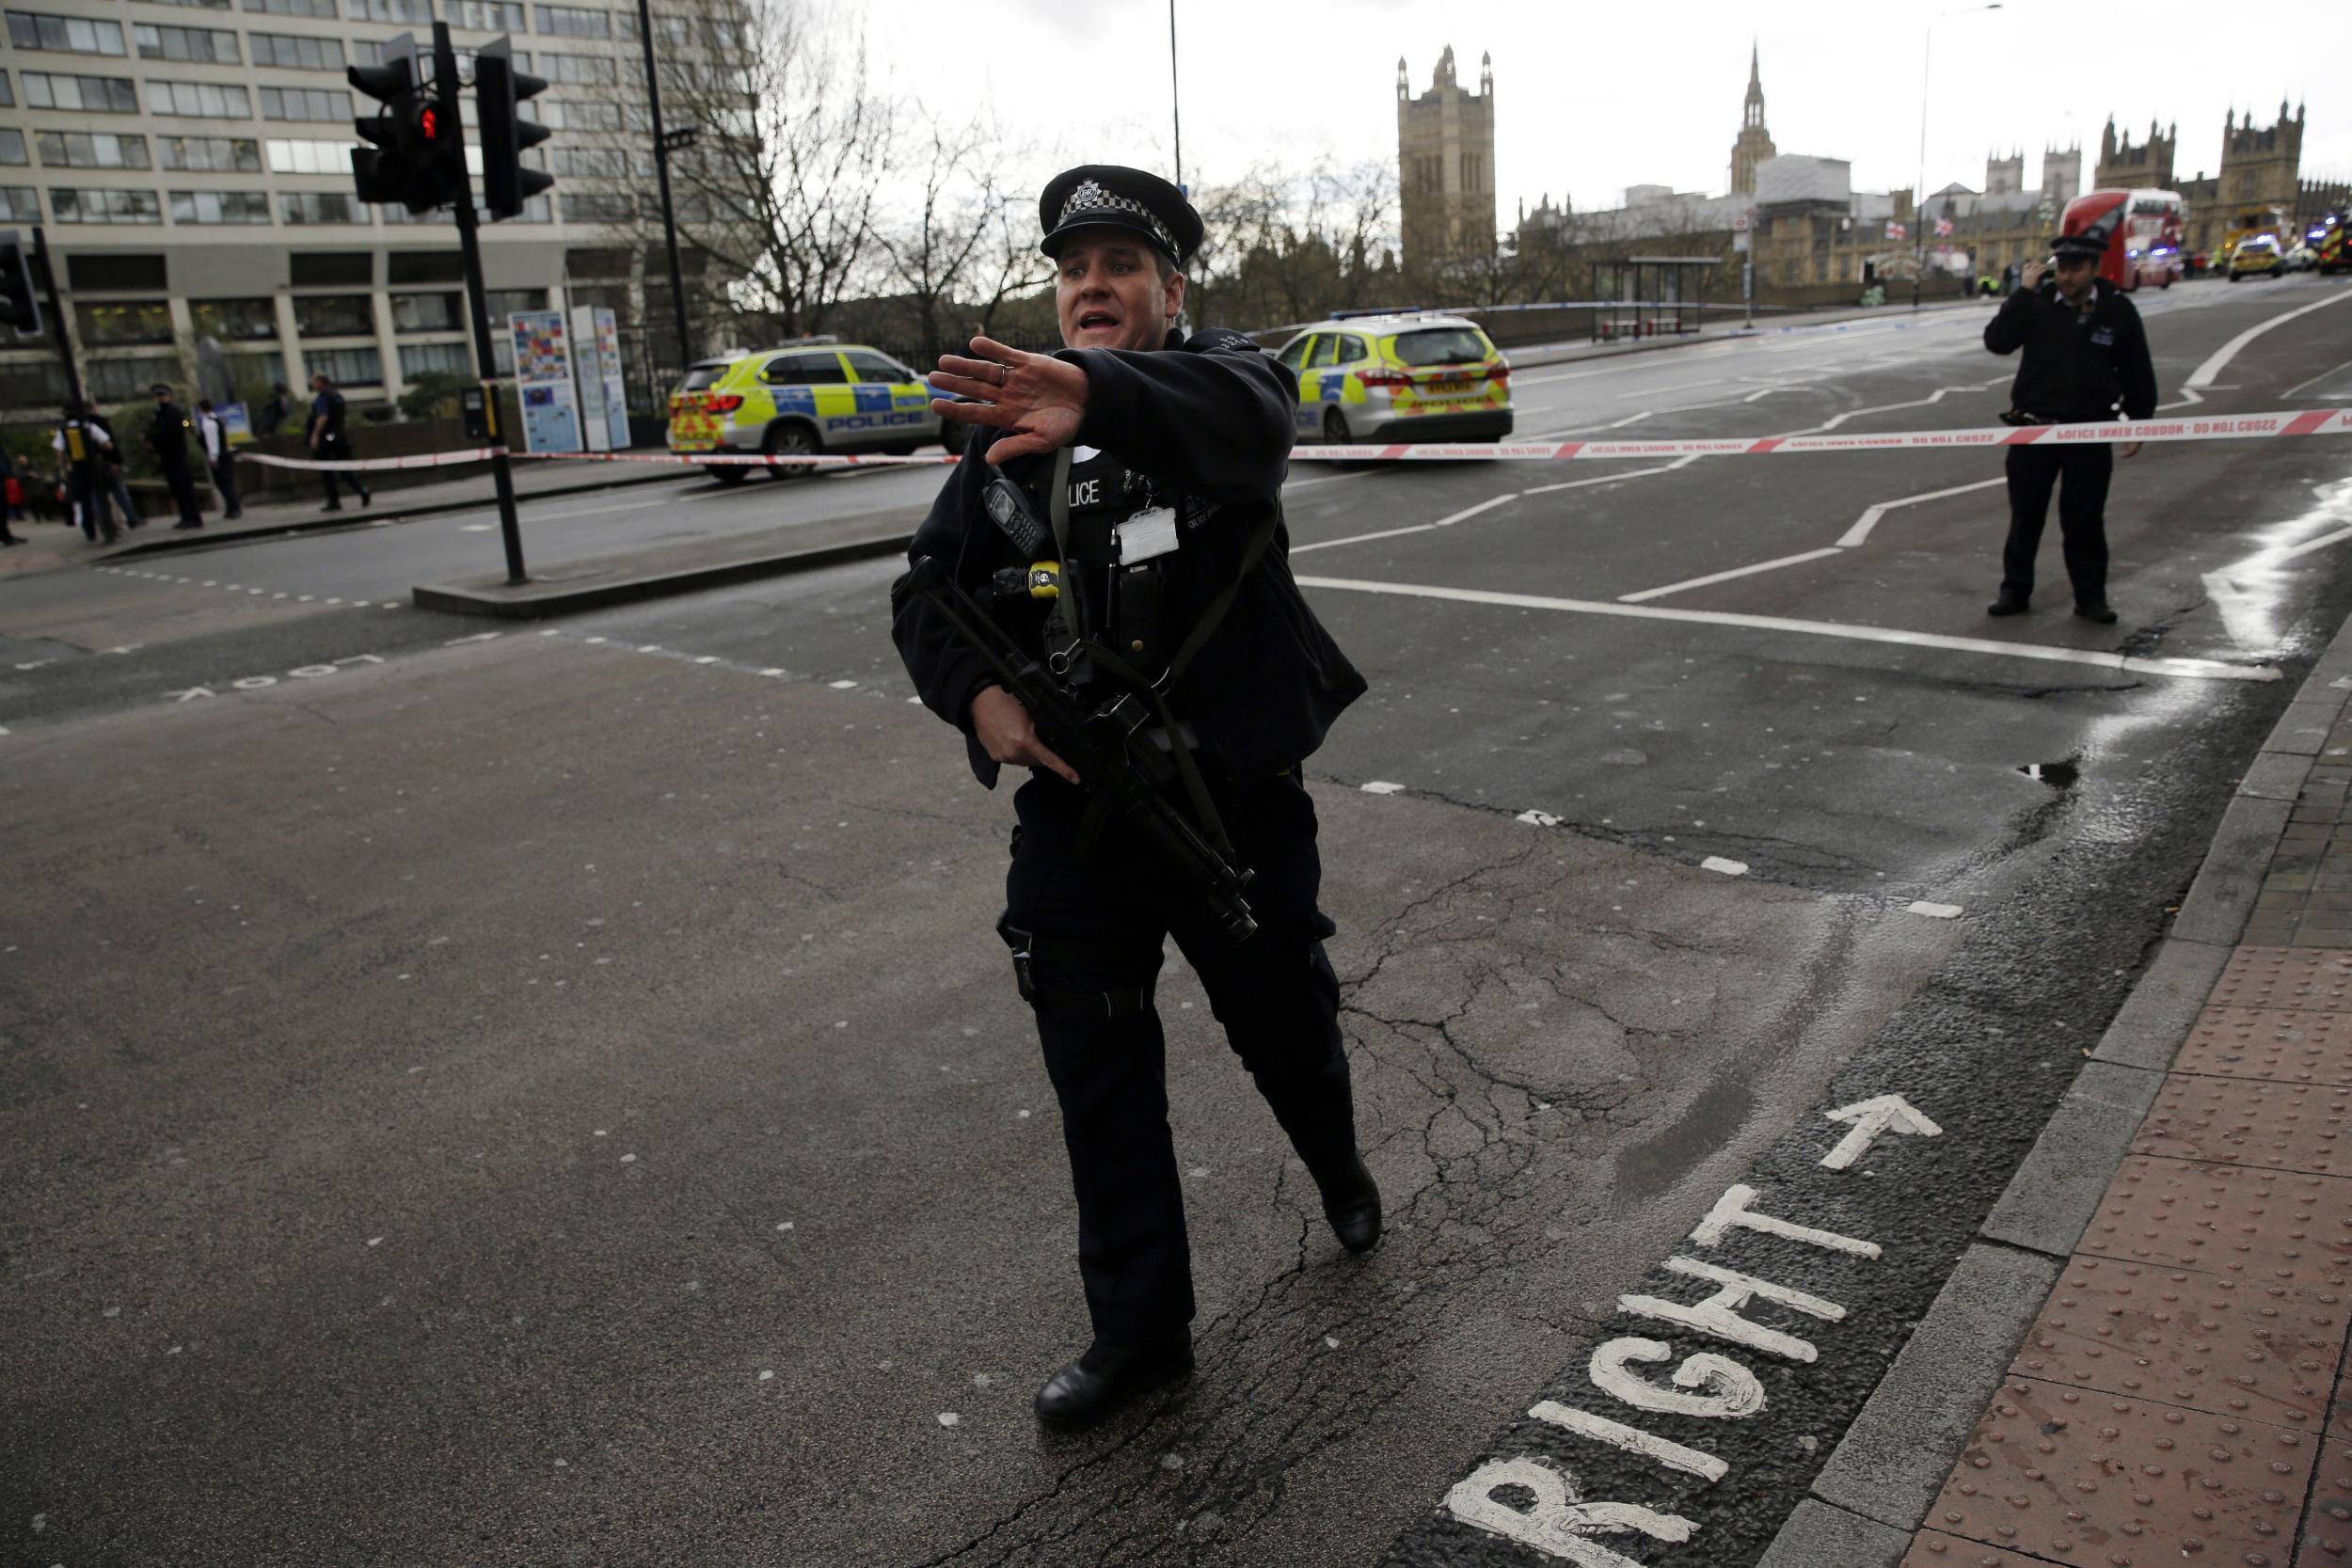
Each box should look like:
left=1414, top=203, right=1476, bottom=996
left=347, top=32, right=461, bottom=214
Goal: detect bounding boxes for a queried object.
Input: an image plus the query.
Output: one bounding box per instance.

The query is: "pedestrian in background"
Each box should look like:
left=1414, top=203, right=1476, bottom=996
left=1981, top=226, right=2157, bottom=624
left=1, top=454, right=25, bottom=546
left=307, top=373, right=372, bottom=513
left=260, top=382, right=293, bottom=436
left=147, top=384, right=205, bottom=531
left=54, top=403, right=118, bottom=545
left=196, top=399, right=240, bottom=521
left=84, top=406, right=144, bottom=531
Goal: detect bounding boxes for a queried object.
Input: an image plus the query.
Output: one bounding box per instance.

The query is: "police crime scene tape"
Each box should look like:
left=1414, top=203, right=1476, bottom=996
left=229, top=407, right=2352, bottom=472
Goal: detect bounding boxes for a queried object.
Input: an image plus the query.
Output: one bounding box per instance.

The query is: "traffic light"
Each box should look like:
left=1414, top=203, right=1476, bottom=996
left=474, top=37, right=552, bottom=223
left=347, top=33, right=462, bottom=214
left=0, top=231, right=38, bottom=336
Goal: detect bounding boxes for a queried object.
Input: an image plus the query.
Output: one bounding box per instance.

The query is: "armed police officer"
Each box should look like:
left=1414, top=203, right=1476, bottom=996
left=890, top=166, right=1375, bottom=1433
left=1982, top=221, right=2158, bottom=624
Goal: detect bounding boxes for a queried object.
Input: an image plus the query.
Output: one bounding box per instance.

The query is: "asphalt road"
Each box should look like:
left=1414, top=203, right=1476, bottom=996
left=5, top=275, right=2352, bottom=1568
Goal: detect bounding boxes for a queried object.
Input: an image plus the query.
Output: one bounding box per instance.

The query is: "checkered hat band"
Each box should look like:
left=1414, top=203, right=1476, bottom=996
left=1058, top=179, right=1176, bottom=257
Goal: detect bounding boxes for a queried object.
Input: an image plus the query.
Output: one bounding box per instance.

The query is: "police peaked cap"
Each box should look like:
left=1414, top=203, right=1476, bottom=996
left=1039, top=166, right=1202, bottom=269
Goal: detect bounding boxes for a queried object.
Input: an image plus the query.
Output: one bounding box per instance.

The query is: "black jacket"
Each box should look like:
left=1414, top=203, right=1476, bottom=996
left=890, top=326, right=1366, bottom=788
left=1983, top=277, right=2158, bottom=422
left=147, top=401, right=194, bottom=466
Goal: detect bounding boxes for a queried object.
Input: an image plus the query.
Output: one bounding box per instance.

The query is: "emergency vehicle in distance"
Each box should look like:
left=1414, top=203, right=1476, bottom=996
left=2311, top=209, right=2349, bottom=277
left=2219, top=204, right=2290, bottom=275
left=1271, top=311, right=1515, bottom=445
left=664, top=338, right=950, bottom=484
left=2059, top=189, right=2183, bottom=291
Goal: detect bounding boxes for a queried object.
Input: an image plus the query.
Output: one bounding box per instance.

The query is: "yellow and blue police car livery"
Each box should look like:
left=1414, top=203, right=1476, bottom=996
left=1273, top=312, right=1513, bottom=445
left=667, top=338, right=950, bottom=482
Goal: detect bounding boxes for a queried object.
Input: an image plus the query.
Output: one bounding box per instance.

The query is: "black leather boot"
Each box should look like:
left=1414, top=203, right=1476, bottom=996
left=1316, top=1154, right=1382, bottom=1254
left=1032, top=1338, right=1193, bottom=1432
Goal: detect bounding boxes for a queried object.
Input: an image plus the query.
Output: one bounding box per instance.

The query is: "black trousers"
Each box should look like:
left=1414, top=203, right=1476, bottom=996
left=2001, top=443, right=2113, bottom=604
left=320, top=436, right=370, bottom=507
left=159, top=459, right=202, bottom=528
left=209, top=453, right=240, bottom=518
left=1004, top=767, right=1358, bottom=1347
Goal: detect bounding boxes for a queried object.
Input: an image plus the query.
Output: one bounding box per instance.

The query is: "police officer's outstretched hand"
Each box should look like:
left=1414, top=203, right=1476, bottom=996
left=931, top=337, right=1090, bottom=466
left=970, top=684, right=1080, bottom=785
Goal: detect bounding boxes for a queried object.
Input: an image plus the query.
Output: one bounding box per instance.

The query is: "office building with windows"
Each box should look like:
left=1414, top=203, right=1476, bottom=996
left=0, top=0, right=671, bottom=426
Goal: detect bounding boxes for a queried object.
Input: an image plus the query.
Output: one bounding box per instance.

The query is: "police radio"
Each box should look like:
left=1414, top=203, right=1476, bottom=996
left=982, top=472, right=1049, bottom=557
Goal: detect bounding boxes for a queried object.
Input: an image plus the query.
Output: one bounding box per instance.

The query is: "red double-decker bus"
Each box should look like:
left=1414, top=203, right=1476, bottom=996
left=2060, top=188, right=2185, bottom=291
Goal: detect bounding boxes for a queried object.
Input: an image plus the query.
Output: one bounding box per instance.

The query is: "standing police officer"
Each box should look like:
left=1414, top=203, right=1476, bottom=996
left=890, top=166, right=1375, bottom=1432
left=146, top=383, right=205, bottom=531
left=1982, top=224, right=2158, bottom=623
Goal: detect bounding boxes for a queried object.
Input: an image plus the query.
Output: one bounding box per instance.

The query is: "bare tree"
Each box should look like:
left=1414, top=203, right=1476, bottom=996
left=870, top=114, right=1054, bottom=353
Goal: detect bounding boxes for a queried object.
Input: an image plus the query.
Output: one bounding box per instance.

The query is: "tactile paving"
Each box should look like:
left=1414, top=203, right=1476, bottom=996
left=2308, top=1393, right=2352, bottom=1560
left=2132, top=1073, right=2352, bottom=1174
left=1899, top=1534, right=2045, bottom=1567
left=2078, top=1155, right=2352, bottom=1282
left=2007, top=1256, right=2340, bottom=1430
left=2211, top=947, right=2352, bottom=1013
left=2176, top=1006, right=2352, bottom=1087
left=1924, top=1376, right=2315, bottom=1566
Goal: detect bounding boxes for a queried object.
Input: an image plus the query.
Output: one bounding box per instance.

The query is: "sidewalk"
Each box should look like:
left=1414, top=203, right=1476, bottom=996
left=1761, top=610, right=2352, bottom=1567
left=1496, top=293, right=1996, bottom=373
left=0, top=455, right=691, bottom=581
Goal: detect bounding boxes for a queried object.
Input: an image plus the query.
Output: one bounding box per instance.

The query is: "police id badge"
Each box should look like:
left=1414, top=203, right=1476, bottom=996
left=1114, top=507, right=1180, bottom=565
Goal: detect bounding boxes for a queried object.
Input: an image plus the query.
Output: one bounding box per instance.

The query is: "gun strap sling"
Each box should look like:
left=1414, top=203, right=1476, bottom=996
left=1045, top=447, right=1280, bottom=866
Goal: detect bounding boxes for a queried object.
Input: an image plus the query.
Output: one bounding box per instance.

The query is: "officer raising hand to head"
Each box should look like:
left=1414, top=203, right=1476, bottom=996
left=891, top=166, right=1374, bottom=1433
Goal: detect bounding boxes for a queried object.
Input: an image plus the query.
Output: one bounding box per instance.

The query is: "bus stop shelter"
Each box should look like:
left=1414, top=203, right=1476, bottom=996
left=1590, top=257, right=1718, bottom=342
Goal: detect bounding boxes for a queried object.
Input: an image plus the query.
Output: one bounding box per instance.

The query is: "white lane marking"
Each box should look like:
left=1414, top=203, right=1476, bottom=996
left=459, top=523, right=496, bottom=532
left=1619, top=548, right=1844, bottom=604
left=1360, top=780, right=1406, bottom=795
left=1435, top=493, right=1520, bottom=529
left=1620, top=1257, right=1846, bottom=1364
left=827, top=678, right=858, bottom=689
left=2186, top=287, right=2352, bottom=388
left=1836, top=478, right=2006, bottom=548
left=1445, top=1459, right=1698, bottom=1565
left=1819, top=1094, right=1943, bottom=1171
left=2282, top=356, right=2352, bottom=402
left=1699, top=855, right=1749, bottom=876
left=1687, top=1183, right=1880, bottom=1259
left=1907, top=900, right=1963, bottom=918
left=1280, top=467, right=1386, bottom=493
left=1588, top=1338, right=1766, bottom=1420
left=2155, top=385, right=2205, bottom=413
left=1529, top=1402, right=1726, bottom=1483
left=1293, top=574, right=2282, bottom=684
left=443, top=631, right=503, bottom=646
left=1522, top=461, right=1693, bottom=499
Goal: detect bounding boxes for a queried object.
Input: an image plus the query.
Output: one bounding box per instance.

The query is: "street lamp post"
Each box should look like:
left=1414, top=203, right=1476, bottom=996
left=636, top=0, right=693, bottom=375
left=1168, top=0, right=1183, bottom=191
left=1913, top=3, right=2001, bottom=311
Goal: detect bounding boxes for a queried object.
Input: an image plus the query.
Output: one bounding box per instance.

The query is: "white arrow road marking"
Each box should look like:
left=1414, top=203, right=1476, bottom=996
left=1819, top=1094, right=1943, bottom=1171
left=443, top=632, right=503, bottom=646
left=2187, top=288, right=2352, bottom=388
left=1836, top=478, right=2006, bottom=549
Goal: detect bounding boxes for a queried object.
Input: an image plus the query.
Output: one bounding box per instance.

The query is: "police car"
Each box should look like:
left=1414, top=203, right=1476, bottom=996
left=1271, top=311, right=1513, bottom=445
left=2226, top=235, right=2284, bottom=282
left=666, top=338, right=950, bottom=483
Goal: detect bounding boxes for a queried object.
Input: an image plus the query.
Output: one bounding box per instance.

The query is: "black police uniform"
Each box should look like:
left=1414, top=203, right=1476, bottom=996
left=889, top=168, right=1371, bottom=1380
left=1982, top=241, right=2158, bottom=615
left=146, top=392, right=204, bottom=530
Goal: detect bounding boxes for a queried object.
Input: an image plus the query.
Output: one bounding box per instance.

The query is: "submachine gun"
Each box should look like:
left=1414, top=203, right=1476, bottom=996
left=900, top=553, right=1257, bottom=941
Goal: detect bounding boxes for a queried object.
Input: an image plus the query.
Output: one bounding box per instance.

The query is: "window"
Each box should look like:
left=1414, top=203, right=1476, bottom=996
left=77, top=300, right=174, bottom=345
left=845, top=351, right=912, bottom=384
left=533, top=100, right=629, bottom=134
left=449, top=0, right=523, bottom=26
left=171, top=189, right=270, bottom=225
left=1275, top=336, right=1311, bottom=371
left=548, top=146, right=641, bottom=179
left=221, top=350, right=291, bottom=405
left=538, top=51, right=618, bottom=86
left=0, top=358, right=73, bottom=406
left=151, top=0, right=233, bottom=8
left=261, top=86, right=348, bottom=121
left=762, top=352, right=845, bottom=387
left=87, top=356, right=183, bottom=400
left=160, top=136, right=261, bottom=172
left=35, top=131, right=150, bottom=169
left=0, top=187, right=40, bottom=221
left=6, top=12, right=126, bottom=55
left=290, top=252, right=370, bottom=286
left=68, top=254, right=167, bottom=291
left=266, top=138, right=356, bottom=175
left=135, top=24, right=239, bottom=63
left=390, top=293, right=461, bottom=333
left=305, top=346, right=382, bottom=384
left=24, top=72, right=140, bottom=113
left=1391, top=327, right=1489, bottom=366
left=281, top=191, right=358, bottom=225
left=561, top=192, right=634, bottom=225
left=0, top=130, right=24, bottom=166
left=190, top=298, right=279, bottom=341
left=147, top=80, right=251, bottom=118
left=1305, top=336, right=1341, bottom=370
left=349, top=0, right=431, bottom=19
left=52, top=188, right=162, bottom=224
left=536, top=5, right=611, bottom=36
left=248, top=33, right=342, bottom=70
left=0, top=73, right=12, bottom=108
left=243, top=0, right=336, bottom=14
left=294, top=294, right=373, bottom=336
left=399, top=341, right=471, bottom=378
left=1340, top=335, right=1370, bottom=364
left=388, top=252, right=462, bottom=284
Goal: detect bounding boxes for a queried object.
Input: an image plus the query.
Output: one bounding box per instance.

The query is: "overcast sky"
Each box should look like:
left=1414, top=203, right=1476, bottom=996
left=875, top=0, right=2351, bottom=222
